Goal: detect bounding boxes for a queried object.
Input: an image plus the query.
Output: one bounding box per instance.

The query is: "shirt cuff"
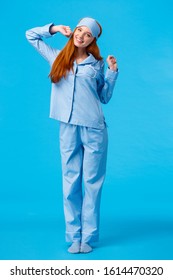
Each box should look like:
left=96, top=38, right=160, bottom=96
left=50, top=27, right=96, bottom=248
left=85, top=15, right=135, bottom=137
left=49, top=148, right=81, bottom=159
left=41, top=23, right=55, bottom=38
left=106, top=68, right=119, bottom=80
left=49, top=23, right=55, bottom=35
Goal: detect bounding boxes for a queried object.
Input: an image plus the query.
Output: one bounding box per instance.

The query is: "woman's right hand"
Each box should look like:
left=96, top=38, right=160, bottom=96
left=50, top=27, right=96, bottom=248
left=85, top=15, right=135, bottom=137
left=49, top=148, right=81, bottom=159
left=50, top=25, right=72, bottom=37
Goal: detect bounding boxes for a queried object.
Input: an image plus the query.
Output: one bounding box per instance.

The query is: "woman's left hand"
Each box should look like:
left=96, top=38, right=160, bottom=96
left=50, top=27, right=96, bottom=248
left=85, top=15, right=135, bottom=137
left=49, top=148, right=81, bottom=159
left=106, top=55, right=118, bottom=71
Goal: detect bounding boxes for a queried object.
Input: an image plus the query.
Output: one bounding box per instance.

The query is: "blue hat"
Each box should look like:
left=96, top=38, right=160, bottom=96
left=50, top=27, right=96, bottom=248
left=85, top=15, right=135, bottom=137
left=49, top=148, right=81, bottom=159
left=76, top=17, right=100, bottom=39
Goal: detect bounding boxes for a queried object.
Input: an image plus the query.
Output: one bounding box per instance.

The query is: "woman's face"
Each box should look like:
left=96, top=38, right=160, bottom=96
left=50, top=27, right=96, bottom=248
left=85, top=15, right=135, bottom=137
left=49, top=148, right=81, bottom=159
left=73, top=26, right=95, bottom=48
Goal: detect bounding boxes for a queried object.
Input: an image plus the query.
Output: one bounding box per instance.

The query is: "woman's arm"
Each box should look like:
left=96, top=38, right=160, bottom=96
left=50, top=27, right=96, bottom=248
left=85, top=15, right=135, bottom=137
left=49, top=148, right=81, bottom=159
left=25, top=23, right=72, bottom=65
left=50, top=25, right=72, bottom=37
left=97, top=57, right=119, bottom=104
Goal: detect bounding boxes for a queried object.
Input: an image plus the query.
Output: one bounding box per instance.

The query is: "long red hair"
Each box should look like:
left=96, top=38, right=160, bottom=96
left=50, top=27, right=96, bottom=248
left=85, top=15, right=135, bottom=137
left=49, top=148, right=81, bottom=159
left=49, top=23, right=102, bottom=83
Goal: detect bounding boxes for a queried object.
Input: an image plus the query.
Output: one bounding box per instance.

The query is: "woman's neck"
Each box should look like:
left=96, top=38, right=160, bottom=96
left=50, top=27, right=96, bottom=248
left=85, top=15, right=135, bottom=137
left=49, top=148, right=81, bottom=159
left=75, top=48, right=89, bottom=63
left=76, top=47, right=87, bottom=56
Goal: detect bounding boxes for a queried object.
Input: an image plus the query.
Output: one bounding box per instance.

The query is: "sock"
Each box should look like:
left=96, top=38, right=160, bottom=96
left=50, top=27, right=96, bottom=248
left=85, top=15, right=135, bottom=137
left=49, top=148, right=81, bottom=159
left=80, top=243, right=93, bottom=253
left=68, top=242, right=80, bottom=254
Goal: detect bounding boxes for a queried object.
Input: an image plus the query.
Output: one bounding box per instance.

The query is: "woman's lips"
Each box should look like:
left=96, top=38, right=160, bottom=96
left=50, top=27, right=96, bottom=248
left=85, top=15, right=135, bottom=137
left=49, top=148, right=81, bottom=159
left=75, top=36, right=84, bottom=43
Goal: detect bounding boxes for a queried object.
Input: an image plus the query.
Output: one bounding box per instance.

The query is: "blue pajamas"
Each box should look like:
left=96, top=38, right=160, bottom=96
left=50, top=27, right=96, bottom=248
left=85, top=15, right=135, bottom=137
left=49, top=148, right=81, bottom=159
left=26, top=23, right=118, bottom=244
left=60, top=122, right=108, bottom=243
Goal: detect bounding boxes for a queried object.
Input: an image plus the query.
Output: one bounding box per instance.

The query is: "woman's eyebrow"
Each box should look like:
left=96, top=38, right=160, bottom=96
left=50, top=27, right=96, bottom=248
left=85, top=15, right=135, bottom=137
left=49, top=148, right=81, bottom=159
left=80, top=27, right=92, bottom=35
left=85, top=31, right=92, bottom=36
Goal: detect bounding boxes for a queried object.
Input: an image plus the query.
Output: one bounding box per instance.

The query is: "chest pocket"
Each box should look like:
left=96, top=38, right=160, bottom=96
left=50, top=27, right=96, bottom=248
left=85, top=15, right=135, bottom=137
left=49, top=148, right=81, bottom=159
left=77, top=65, right=97, bottom=78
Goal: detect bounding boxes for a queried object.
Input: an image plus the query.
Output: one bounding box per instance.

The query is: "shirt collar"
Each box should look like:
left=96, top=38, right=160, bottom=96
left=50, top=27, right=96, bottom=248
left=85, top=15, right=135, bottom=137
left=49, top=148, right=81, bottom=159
left=74, top=53, right=97, bottom=65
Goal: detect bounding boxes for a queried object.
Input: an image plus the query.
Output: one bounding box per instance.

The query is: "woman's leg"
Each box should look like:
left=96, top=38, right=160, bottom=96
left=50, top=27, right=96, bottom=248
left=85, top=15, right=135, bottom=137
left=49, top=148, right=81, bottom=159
left=80, top=125, right=108, bottom=245
left=59, top=123, right=83, bottom=244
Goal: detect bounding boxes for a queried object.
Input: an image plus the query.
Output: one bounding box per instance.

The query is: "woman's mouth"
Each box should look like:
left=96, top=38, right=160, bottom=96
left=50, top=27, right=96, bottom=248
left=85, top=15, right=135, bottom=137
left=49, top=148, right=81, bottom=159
left=75, top=36, right=84, bottom=43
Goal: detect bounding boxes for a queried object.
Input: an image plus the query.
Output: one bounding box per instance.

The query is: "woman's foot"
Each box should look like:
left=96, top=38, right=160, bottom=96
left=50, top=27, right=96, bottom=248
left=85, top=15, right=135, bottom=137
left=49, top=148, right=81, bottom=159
left=80, top=243, right=93, bottom=253
left=68, top=242, right=80, bottom=254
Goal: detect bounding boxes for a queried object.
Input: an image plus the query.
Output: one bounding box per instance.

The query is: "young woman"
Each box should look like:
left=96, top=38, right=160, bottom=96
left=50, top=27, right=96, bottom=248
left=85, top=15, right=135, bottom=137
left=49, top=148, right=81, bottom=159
left=26, top=17, right=118, bottom=254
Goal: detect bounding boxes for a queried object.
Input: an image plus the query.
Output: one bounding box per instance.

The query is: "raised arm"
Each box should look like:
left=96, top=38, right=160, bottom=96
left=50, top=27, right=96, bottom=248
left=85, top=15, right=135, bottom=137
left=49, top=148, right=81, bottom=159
left=25, top=23, right=72, bottom=65
left=50, top=25, right=72, bottom=37
left=97, top=57, right=119, bottom=104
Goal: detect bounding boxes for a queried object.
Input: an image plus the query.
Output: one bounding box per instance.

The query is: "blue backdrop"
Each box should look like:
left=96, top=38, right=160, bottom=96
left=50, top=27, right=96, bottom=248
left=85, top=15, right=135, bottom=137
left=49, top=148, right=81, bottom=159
left=0, top=0, right=173, bottom=260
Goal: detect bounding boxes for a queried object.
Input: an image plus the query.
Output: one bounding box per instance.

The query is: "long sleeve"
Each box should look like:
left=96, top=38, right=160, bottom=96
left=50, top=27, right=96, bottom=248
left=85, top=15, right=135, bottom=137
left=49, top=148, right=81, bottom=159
left=25, top=23, right=60, bottom=65
left=97, top=61, right=119, bottom=104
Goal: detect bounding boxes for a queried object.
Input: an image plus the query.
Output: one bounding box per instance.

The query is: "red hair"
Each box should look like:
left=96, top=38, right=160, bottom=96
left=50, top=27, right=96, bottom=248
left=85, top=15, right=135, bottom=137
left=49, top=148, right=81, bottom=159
left=49, top=23, right=102, bottom=83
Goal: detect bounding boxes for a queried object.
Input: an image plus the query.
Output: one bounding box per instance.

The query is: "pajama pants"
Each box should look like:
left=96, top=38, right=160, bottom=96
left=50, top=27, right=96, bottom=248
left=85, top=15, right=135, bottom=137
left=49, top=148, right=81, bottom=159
left=59, top=122, right=108, bottom=244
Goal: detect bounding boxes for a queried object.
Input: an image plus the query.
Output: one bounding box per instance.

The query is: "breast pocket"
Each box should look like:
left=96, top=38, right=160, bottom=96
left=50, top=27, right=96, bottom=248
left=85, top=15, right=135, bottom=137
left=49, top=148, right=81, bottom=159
left=77, top=65, right=97, bottom=78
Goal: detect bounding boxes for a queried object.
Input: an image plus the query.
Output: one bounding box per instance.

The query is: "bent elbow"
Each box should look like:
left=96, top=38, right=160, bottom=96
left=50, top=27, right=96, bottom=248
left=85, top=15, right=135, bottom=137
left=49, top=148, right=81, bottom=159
left=25, top=30, right=31, bottom=40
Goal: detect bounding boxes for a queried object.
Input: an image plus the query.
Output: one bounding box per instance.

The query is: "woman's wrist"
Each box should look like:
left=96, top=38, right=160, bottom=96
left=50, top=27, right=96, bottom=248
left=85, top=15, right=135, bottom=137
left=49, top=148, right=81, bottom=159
left=109, top=66, right=118, bottom=72
left=49, top=25, right=61, bottom=34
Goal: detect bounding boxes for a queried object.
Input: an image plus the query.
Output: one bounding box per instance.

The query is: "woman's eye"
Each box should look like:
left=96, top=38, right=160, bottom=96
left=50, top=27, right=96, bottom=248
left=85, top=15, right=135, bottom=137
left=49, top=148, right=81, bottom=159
left=87, top=34, right=91, bottom=37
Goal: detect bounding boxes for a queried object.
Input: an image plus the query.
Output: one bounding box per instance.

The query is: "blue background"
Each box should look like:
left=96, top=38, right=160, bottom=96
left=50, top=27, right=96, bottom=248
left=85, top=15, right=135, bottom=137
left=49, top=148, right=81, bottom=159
left=0, top=0, right=173, bottom=260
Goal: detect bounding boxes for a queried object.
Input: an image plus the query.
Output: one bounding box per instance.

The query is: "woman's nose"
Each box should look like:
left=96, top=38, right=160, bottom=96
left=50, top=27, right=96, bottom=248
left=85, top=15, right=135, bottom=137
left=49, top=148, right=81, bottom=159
left=79, top=33, right=84, bottom=39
